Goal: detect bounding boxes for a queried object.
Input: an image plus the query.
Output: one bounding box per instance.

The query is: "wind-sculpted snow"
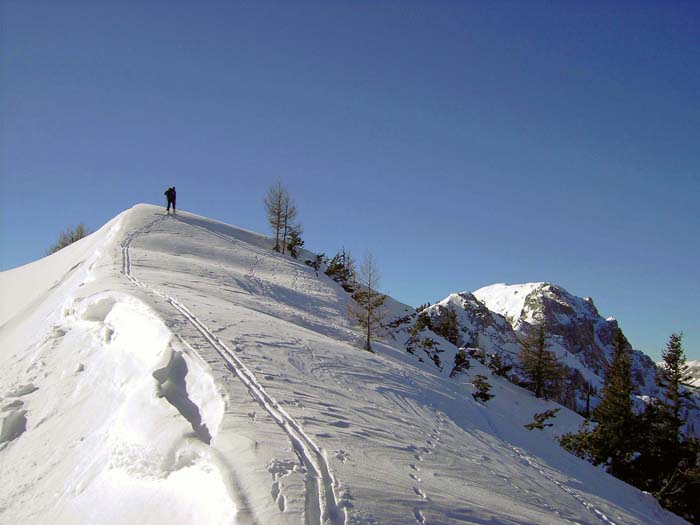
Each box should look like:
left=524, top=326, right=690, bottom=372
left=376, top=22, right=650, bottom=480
left=0, top=204, right=689, bottom=524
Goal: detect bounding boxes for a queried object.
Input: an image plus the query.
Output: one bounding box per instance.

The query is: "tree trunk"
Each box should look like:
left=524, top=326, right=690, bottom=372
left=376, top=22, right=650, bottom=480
left=274, top=204, right=281, bottom=251
left=281, top=200, right=289, bottom=254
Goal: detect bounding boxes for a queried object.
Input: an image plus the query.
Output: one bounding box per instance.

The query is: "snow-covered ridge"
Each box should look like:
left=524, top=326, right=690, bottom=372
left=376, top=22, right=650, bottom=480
left=0, top=204, right=687, bottom=524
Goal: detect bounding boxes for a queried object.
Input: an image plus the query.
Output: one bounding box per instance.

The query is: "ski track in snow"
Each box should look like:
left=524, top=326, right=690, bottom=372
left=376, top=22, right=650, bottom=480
left=508, top=443, right=618, bottom=525
left=121, top=214, right=346, bottom=525
left=476, top=405, right=618, bottom=525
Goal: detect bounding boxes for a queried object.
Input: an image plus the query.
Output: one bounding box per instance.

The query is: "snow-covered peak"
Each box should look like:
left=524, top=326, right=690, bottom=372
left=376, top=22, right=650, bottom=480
left=474, top=282, right=601, bottom=330
left=473, top=282, right=545, bottom=325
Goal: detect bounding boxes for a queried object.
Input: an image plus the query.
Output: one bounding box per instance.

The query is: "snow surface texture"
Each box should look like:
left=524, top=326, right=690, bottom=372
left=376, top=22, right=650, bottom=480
left=0, top=204, right=687, bottom=525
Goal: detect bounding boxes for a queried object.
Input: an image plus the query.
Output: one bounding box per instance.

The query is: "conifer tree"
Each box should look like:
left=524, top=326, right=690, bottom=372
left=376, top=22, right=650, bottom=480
left=518, top=323, right=564, bottom=399
left=636, top=333, right=698, bottom=514
left=350, top=252, right=386, bottom=352
left=657, top=333, right=691, bottom=441
left=590, top=328, right=637, bottom=477
left=325, top=249, right=356, bottom=292
left=287, top=229, right=304, bottom=258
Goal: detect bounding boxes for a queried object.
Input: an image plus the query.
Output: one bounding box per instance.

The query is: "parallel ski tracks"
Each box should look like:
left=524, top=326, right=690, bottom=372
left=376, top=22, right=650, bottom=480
left=121, top=214, right=345, bottom=525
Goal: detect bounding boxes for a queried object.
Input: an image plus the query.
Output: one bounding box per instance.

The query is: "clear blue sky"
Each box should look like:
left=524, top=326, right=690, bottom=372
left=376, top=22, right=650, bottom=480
left=1, top=1, right=698, bottom=361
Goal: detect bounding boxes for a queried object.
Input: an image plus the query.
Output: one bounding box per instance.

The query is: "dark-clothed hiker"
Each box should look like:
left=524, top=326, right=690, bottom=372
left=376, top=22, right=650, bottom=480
left=165, top=187, right=176, bottom=214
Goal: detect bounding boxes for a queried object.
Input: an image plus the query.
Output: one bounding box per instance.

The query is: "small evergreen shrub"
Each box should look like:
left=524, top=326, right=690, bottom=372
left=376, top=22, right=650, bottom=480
left=488, top=352, right=514, bottom=377
left=524, top=408, right=561, bottom=430
left=472, top=375, right=494, bottom=403
left=450, top=349, right=471, bottom=378
left=325, top=250, right=356, bottom=293
left=287, top=230, right=304, bottom=258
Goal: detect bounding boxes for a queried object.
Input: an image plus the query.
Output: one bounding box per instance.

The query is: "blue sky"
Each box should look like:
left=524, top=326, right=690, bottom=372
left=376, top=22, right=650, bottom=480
left=1, top=1, right=698, bottom=360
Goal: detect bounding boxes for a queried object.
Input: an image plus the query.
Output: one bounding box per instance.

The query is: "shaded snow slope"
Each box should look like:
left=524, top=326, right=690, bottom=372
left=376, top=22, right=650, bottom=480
left=0, top=204, right=687, bottom=524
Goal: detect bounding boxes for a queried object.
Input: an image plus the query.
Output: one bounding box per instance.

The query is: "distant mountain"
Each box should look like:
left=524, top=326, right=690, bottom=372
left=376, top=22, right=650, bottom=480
left=415, top=282, right=686, bottom=416
left=474, top=282, right=658, bottom=393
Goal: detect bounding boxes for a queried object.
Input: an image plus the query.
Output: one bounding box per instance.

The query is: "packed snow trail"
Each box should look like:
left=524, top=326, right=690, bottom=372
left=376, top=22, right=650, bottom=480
left=121, top=214, right=345, bottom=525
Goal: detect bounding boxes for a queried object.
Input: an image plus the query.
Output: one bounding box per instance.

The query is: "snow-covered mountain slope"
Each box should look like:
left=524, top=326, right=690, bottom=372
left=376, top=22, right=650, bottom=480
left=0, top=204, right=686, bottom=524
left=685, top=361, right=700, bottom=388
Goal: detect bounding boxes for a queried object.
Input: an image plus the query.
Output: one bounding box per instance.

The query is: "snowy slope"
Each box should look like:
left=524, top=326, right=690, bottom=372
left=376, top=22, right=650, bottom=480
left=0, top=204, right=686, bottom=525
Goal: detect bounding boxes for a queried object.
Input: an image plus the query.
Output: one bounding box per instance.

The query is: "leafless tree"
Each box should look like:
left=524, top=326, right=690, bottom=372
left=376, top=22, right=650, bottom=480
left=46, top=223, right=90, bottom=255
left=264, top=182, right=300, bottom=254
left=350, top=251, right=386, bottom=351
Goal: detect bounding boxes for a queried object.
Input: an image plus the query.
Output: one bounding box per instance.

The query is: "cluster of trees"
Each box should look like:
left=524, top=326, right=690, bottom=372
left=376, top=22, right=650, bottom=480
left=263, top=183, right=386, bottom=352
left=511, top=323, right=698, bottom=519
left=324, top=249, right=356, bottom=292
left=560, top=332, right=699, bottom=521
left=431, top=306, right=460, bottom=347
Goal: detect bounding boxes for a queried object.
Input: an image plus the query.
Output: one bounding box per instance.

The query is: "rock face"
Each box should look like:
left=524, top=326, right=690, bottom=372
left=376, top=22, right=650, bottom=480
left=477, top=283, right=658, bottom=393
left=422, top=292, right=520, bottom=355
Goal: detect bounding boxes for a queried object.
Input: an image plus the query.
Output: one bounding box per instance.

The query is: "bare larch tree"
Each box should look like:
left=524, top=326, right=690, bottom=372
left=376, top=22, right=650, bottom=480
left=350, top=251, right=386, bottom=352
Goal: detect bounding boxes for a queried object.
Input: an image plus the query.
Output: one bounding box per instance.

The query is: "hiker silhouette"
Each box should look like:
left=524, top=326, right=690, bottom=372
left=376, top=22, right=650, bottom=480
left=165, top=187, right=176, bottom=214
